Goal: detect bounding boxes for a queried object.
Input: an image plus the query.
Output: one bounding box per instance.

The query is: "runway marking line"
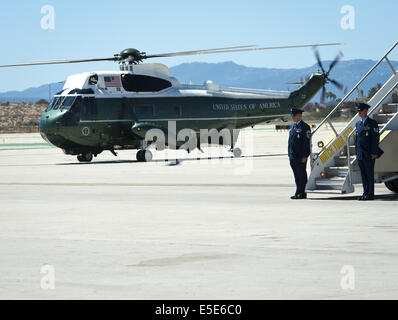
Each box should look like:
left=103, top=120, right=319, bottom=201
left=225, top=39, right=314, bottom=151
left=0, top=143, right=50, bottom=147
left=0, top=142, right=54, bottom=151
left=0, top=147, right=54, bottom=151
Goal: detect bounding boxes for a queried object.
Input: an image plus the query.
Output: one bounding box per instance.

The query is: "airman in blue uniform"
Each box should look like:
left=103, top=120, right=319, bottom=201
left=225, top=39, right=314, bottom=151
left=355, top=102, right=382, bottom=201
left=288, top=107, right=311, bottom=199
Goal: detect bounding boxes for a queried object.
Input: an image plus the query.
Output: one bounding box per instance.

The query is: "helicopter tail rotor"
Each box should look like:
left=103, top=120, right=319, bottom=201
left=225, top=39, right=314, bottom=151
left=313, top=48, right=346, bottom=104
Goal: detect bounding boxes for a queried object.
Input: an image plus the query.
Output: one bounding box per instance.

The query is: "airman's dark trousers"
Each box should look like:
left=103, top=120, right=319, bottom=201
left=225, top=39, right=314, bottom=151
left=290, top=159, right=308, bottom=195
left=358, top=158, right=375, bottom=197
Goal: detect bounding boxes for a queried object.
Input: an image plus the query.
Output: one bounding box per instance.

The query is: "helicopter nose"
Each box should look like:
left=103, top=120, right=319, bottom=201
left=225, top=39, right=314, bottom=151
left=39, top=111, right=64, bottom=130
left=39, top=112, right=65, bottom=145
left=39, top=112, right=54, bottom=133
left=39, top=113, right=54, bottom=143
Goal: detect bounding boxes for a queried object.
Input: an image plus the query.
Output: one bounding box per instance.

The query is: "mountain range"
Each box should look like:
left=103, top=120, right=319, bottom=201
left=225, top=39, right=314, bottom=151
left=1, top=59, right=397, bottom=103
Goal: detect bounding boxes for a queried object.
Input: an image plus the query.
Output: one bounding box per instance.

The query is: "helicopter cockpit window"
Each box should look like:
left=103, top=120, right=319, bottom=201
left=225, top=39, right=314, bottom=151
left=121, top=74, right=172, bottom=92
left=51, top=97, right=64, bottom=110
left=46, top=97, right=58, bottom=111
left=60, top=96, right=77, bottom=111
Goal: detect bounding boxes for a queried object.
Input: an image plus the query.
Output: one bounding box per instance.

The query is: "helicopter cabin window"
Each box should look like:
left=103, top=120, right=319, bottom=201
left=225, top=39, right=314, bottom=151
left=121, top=74, right=172, bottom=92
left=135, top=105, right=154, bottom=118
left=173, top=105, right=182, bottom=117
left=68, top=88, right=95, bottom=95
left=82, top=97, right=97, bottom=116
left=88, top=74, right=98, bottom=85
left=155, top=105, right=181, bottom=118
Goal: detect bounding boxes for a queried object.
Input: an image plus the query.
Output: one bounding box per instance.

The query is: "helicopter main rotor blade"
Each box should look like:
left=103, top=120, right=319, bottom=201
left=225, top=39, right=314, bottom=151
left=328, top=51, right=344, bottom=74
left=146, top=43, right=345, bottom=59
left=17, top=45, right=257, bottom=64
left=0, top=46, right=256, bottom=68
left=144, top=45, right=258, bottom=58
left=0, top=42, right=345, bottom=68
left=0, top=57, right=117, bottom=68
left=329, top=78, right=345, bottom=91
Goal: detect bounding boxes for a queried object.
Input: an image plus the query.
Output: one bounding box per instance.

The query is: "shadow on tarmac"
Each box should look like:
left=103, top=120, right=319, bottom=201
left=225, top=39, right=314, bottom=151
left=56, top=153, right=288, bottom=166
left=310, top=193, right=398, bottom=201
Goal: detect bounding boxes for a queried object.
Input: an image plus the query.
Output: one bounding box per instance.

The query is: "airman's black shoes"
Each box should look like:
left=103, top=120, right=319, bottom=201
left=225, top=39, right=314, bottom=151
left=358, top=195, right=374, bottom=201
left=291, top=193, right=307, bottom=200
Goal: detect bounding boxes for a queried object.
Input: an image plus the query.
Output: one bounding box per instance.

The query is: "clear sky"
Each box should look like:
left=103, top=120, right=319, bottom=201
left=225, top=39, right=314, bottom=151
left=0, top=0, right=397, bottom=92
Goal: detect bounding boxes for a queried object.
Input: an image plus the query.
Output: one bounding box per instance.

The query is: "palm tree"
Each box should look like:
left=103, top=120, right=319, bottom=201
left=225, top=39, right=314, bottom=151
left=325, top=91, right=337, bottom=101
left=367, top=83, right=383, bottom=100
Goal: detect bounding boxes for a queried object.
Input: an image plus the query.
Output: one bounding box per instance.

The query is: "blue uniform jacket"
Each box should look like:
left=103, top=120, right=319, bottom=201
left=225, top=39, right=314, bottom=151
left=355, top=117, right=380, bottom=160
left=288, top=120, right=311, bottom=160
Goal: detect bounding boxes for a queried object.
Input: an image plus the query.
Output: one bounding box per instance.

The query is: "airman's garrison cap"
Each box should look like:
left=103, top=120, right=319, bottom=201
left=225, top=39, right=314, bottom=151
left=356, top=102, right=370, bottom=112
left=291, top=107, right=304, bottom=115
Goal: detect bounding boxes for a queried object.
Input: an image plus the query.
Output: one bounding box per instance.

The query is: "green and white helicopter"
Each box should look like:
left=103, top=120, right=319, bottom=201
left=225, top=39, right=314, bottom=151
left=0, top=43, right=344, bottom=162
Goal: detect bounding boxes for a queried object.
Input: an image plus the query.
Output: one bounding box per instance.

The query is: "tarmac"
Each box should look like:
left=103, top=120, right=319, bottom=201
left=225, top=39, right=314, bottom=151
left=0, top=124, right=397, bottom=299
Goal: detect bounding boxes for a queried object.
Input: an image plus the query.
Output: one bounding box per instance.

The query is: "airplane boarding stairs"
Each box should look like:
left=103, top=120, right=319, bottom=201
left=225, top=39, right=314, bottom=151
left=307, top=41, right=398, bottom=194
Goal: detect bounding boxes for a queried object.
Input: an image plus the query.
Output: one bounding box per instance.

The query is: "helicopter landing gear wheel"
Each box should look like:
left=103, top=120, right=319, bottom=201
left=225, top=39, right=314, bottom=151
left=385, top=178, right=398, bottom=193
left=136, top=150, right=153, bottom=162
left=77, top=152, right=93, bottom=162
left=136, top=150, right=144, bottom=162
left=232, top=147, right=242, bottom=158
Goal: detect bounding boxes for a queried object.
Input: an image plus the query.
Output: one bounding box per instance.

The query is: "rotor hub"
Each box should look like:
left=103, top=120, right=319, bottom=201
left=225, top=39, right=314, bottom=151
left=118, top=48, right=146, bottom=64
